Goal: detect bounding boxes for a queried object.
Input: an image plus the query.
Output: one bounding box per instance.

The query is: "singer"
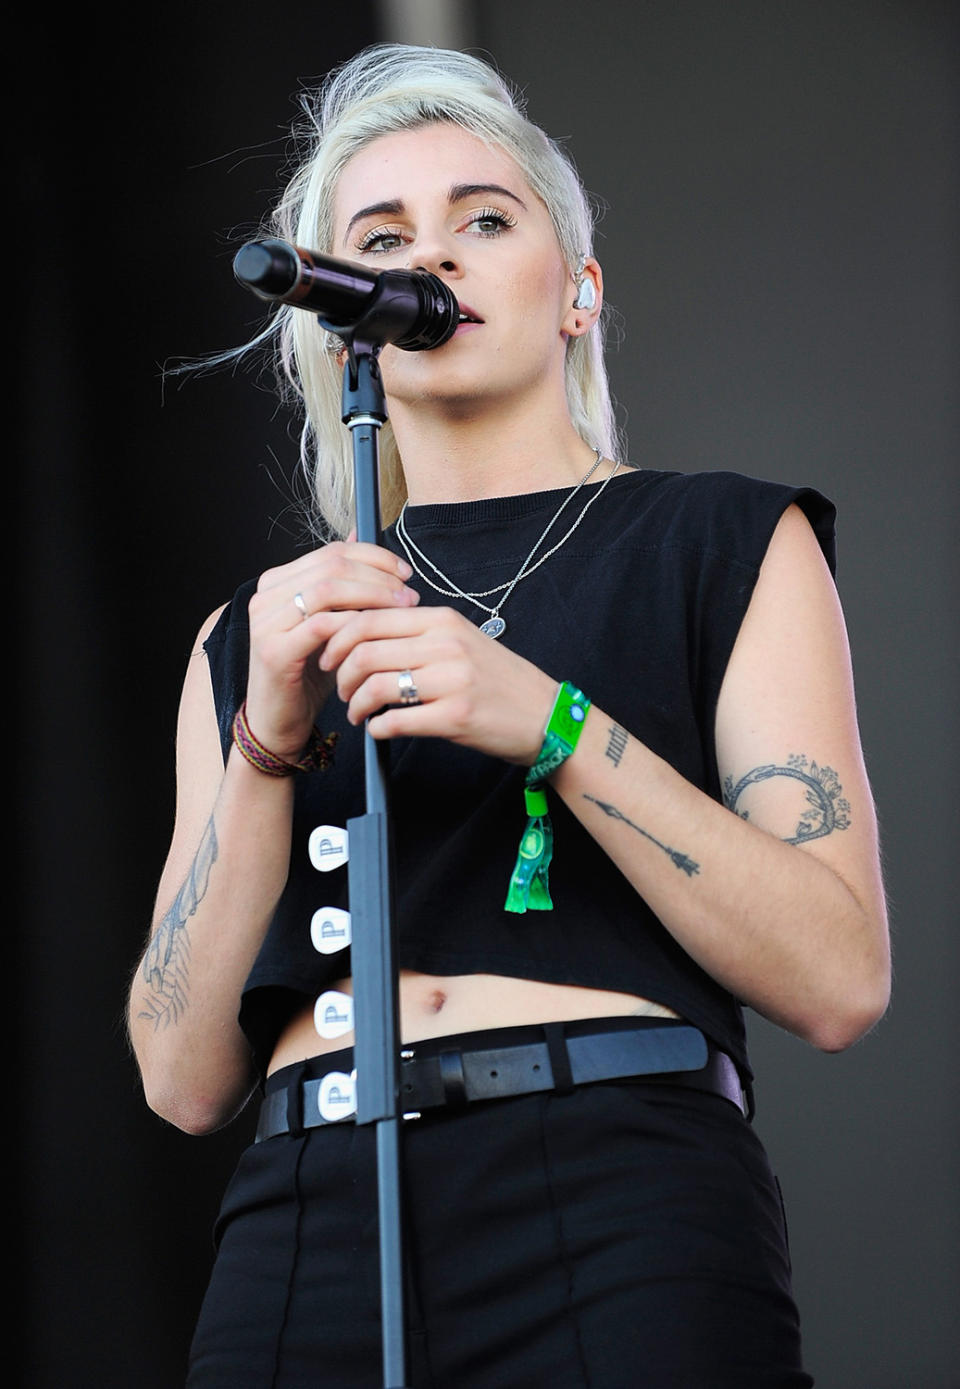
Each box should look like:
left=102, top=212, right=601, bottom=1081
left=128, top=43, right=889, bottom=1389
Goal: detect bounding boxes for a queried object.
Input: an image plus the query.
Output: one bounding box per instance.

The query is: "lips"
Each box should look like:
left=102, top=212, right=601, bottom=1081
left=456, top=302, right=484, bottom=324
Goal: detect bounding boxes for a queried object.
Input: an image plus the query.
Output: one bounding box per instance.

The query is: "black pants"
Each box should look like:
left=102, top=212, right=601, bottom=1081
left=187, top=1044, right=811, bottom=1389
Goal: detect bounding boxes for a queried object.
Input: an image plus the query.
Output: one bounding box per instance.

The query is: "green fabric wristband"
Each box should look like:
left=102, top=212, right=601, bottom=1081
left=505, top=681, right=592, bottom=913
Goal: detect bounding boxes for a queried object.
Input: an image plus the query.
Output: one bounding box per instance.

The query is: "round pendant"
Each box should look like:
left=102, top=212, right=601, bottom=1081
left=479, top=616, right=506, bottom=639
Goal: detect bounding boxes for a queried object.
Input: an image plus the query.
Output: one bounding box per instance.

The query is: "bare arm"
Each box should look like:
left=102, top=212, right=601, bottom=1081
left=127, top=610, right=297, bottom=1134
left=127, top=541, right=420, bottom=1134
left=549, top=505, right=889, bottom=1047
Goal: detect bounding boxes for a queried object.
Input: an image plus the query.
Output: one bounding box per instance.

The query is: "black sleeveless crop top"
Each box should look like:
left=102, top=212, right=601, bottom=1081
left=204, top=468, right=836, bottom=1084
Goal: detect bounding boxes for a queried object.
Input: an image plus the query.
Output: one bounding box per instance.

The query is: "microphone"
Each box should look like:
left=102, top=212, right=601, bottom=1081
left=232, top=238, right=459, bottom=351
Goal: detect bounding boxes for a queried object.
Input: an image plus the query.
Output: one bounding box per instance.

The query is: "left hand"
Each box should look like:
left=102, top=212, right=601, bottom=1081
left=319, top=604, right=558, bottom=765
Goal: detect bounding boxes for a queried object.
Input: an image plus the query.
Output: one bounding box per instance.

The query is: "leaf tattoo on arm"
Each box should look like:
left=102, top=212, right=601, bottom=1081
left=138, top=815, right=218, bottom=1028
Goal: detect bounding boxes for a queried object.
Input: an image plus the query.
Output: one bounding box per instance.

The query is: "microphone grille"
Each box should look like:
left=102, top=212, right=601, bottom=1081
left=233, top=240, right=300, bottom=298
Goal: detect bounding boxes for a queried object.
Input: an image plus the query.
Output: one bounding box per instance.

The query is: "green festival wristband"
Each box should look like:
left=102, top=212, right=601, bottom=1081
left=505, top=682, right=592, bottom=914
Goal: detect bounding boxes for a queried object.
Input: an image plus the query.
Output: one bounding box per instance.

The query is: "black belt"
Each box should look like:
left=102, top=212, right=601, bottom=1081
left=256, top=1021, right=752, bottom=1142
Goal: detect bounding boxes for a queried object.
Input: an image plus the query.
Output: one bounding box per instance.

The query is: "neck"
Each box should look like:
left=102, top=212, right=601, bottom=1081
left=388, top=396, right=607, bottom=506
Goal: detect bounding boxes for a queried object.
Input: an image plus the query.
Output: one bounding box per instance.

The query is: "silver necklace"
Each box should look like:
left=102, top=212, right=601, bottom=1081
left=395, top=449, right=622, bottom=639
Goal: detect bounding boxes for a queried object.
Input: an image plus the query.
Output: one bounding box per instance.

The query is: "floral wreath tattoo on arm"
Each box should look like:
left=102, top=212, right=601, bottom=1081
left=723, top=754, right=852, bottom=844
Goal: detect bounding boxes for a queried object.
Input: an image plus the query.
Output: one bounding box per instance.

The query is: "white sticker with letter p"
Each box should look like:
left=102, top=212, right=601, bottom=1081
left=308, top=825, right=349, bottom=871
left=318, top=1070, right=357, bottom=1122
left=310, top=907, right=351, bottom=954
left=313, top=990, right=354, bottom=1040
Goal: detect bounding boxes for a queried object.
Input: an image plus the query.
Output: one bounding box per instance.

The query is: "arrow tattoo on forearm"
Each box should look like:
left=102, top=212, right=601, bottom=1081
left=583, top=795, right=701, bottom=877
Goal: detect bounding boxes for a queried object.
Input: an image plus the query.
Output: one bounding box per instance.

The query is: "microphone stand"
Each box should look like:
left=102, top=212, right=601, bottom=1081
left=231, top=238, right=459, bottom=1387
left=337, top=328, right=409, bottom=1389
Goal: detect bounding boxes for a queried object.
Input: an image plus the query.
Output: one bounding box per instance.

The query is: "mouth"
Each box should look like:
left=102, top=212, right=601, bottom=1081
left=456, top=303, right=484, bottom=325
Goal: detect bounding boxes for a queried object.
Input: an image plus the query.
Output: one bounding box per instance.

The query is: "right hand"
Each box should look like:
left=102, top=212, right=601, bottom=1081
left=243, top=538, right=421, bottom=760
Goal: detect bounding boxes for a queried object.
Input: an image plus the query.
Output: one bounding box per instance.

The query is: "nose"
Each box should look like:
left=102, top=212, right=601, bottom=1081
left=416, top=257, right=459, bottom=276
left=408, top=232, right=463, bottom=281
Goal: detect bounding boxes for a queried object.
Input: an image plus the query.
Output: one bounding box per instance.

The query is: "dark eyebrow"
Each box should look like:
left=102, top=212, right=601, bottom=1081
left=343, top=198, right=404, bottom=242
left=342, top=183, right=528, bottom=243
left=447, top=182, right=528, bottom=209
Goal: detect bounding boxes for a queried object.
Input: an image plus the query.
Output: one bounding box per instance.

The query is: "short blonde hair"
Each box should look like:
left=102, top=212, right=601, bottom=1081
left=253, top=44, right=622, bottom=538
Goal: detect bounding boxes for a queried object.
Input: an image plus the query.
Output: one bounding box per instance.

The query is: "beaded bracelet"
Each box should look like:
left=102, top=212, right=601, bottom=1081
left=232, top=702, right=338, bottom=777
left=505, top=681, right=591, bottom=913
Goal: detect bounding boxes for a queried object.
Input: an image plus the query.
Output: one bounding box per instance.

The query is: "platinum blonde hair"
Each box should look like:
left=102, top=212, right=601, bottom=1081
left=250, top=44, right=621, bottom=539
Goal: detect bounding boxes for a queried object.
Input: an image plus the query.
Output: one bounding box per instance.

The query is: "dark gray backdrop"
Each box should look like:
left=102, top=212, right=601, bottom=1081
left=17, top=2, right=957, bottom=1386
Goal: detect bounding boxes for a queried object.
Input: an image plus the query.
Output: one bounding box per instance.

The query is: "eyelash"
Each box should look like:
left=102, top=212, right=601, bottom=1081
left=467, top=207, right=517, bottom=237
left=354, top=207, right=517, bottom=254
left=355, top=225, right=405, bottom=254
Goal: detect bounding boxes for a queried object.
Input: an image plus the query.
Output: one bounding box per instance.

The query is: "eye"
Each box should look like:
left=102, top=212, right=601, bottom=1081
left=463, top=207, right=517, bottom=237
left=355, top=224, right=408, bottom=254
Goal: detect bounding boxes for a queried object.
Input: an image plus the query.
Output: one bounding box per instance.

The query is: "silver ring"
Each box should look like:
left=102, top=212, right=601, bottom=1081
left=293, top=592, right=309, bottom=621
left=397, top=669, right=420, bottom=706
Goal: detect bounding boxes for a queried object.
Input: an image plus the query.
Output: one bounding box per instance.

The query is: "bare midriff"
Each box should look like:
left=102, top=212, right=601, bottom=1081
left=268, top=970, right=681, bottom=1076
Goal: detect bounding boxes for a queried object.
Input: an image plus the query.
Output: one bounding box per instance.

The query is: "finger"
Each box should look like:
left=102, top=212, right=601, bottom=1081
left=342, top=663, right=432, bottom=725
left=254, top=565, right=418, bottom=638
left=275, top=608, right=356, bottom=657
left=320, top=605, right=453, bottom=672
left=262, top=539, right=411, bottom=583
left=285, top=573, right=420, bottom=630
left=334, top=634, right=438, bottom=701
left=257, top=542, right=413, bottom=605
left=366, top=700, right=438, bottom=740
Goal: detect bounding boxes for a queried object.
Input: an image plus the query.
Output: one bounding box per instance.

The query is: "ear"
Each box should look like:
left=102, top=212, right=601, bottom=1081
left=562, top=256, right=603, bottom=337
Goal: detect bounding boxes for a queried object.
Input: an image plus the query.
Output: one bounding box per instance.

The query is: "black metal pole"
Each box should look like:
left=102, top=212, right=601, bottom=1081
left=230, top=240, right=459, bottom=1389
left=340, top=340, right=410, bottom=1389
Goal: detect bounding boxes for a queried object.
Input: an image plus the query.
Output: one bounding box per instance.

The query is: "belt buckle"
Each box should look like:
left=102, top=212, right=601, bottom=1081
left=399, top=1042, right=470, bottom=1116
